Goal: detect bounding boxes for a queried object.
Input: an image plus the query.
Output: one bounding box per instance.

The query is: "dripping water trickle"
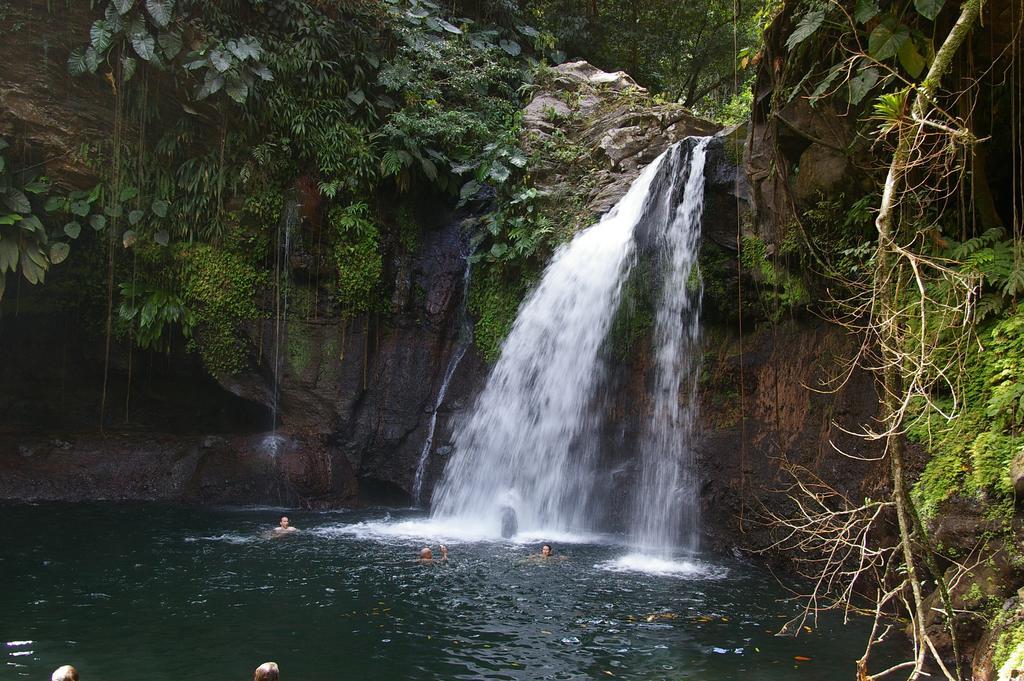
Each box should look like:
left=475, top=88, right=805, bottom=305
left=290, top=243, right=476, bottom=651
left=412, top=256, right=474, bottom=506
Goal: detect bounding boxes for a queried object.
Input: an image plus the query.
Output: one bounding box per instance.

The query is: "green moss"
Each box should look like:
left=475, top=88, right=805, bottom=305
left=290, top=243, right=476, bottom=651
left=468, top=261, right=535, bottom=363
left=911, top=309, right=1024, bottom=520
left=993, top=617, right=1024, bottom=679
left=286, top=325, right=315, bottom=375
left=740, top=232, right=810, bottom=318
left=329, top=203, right=382, bottom=315
left=608, top=260, right=655, bottom=360
left=180, top=243, right=265, bottom=376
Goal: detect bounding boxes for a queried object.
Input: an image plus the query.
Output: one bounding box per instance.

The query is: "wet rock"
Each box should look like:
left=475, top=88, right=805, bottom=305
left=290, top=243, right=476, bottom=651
left=1011, top=449, right=1024, bottom=498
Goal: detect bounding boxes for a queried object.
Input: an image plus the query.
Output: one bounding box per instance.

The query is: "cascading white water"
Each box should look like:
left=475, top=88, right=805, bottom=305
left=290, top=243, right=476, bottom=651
left=628, top=137, right=709, bottom=557
left=432, top=139, right=711, bottom=544
left=270, top=199, right=299, bottom=436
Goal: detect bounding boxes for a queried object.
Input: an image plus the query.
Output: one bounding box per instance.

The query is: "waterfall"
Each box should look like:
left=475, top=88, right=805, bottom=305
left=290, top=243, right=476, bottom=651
left=412, top=259, right=474, bottom=505
left=629, top=137, right=708, bottom=556
left=432, top=138, right=710, bottom=548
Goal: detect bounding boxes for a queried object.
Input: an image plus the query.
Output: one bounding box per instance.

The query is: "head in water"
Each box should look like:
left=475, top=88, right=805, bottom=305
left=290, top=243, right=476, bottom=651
left=420, top=547, right=433, bottom=560
left=541, top=544, right=552, bottom=557
left=279, top=516, right=289, bottom=529
left=254, top=662, right=279, bottom=681
left=51, top=666, right=79, bottom=681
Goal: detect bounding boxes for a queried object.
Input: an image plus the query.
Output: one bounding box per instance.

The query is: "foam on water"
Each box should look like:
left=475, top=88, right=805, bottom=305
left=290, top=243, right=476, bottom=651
left=598, top=553, right=728, bottom=579
left=311, top=516, right=605, bottom=546
left=183, top=533, right=259, bottom=545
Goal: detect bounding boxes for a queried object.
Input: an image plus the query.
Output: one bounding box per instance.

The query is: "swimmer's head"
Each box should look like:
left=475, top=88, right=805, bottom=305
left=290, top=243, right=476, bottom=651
left=279, top=516, right=289, bottom=529
left=52, top=666, right=79, bottom=681
left=420, top=547, right=433, bottom=560
left=541, top=544, right=552, bottom=557
left=254, top=661, right=279, bottom=681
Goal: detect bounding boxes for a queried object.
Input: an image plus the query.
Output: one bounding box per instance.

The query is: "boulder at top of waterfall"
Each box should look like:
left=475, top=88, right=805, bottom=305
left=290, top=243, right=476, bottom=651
left=521, top=61, right=720, bottom=235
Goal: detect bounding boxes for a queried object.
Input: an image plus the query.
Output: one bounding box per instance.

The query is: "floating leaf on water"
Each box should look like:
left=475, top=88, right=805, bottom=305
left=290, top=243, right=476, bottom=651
left=794, top=655, right=812, bottom=662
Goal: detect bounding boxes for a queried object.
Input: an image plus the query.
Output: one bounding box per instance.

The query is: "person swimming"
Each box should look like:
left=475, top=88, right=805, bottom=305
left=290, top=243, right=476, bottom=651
left=419, top=544, right=448, bottom=563
left=528, top=543, right=567, bottom=561
left=271, top=516, right=298, bottom=536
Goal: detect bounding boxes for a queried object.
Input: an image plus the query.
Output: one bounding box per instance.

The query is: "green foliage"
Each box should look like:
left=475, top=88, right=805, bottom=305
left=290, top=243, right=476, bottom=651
left=910, top=309, right=1024, bottom=518
left=468, top=261, right=535, bottom=362
left=740, top=232, right=810, bottom=318
left=329, top=203, right=382, bottom=315
left=520, top=0, right=764, bottom=111
left=993, top=618, right=1024, bottom=681
left=607, top=261, right=655, bottom=360
left=0, top=139, right=79, bottom=300
left=180, top=243, right=263, bottom=375
left=118, top=281, right=195, bottom=351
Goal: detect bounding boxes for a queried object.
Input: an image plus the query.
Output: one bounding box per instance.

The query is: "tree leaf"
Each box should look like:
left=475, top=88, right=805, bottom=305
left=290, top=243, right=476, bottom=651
left=119, top=186, right=139, bottom=202
left=347, top=89, right=366, bottom=105
left=132, top=32, right=156, bottom=61
left=65, top=222, right=82, bottom=239
left=158, top=31, right=182, bottom=60
left=854, top=0, right=880, bottom=23
left=914, top=0, right=946, bottom=20
left=154, top=229, right=169, bottom=246
left=210, top=49, right=231, bottom=73
left=71, top=200, right=91, bottom=217
left=897, top=39, right=927, bottom=78
left=786, top=10, right=825, bottom=51
left=113, top=0, right=135, bottom=15
left=20, top=249, right=45, bottom=284
left=849, top=66, right=880, bottom=104
left=128, top=209, right=145, bottom=225
left=0, top=237, right=19, bottom=272
left=122, top=55, right=138, bottom=82
left=105, top=204, right=124, bottom=218
left=499, top=39, right=521, bottom=56
left=122, top=230, right=137, bottom=248
left=151, top=199, right=169, bottom=217
left=19, top=215, right=43, bottom=233
left=23, top=178, right=50, bottom=195
left=460, top=180, right=481, bottom=200
left=0, top=213, right=22, bottom=226
left=868, top=20, right=910, bottom=61
left=225, top=76, right=249, bottom=103
left=145, top=0, right=174, bottom=27
left=196, top=72, right=225, bottom=100
left=3, top=189, right=31, bottom=214
left=44, top=196, right=64, bottom=212
left=508, top=152, right=528, bottom=168
left=488, top=161, right=511, bottom=183
left=49, top=242, right=70, bottom=265
left=437, top=18, right=462, bottom=34
left=68, top=48, right=90, bottom=76
left=90, top=214, right=107, bottom=231
left=252, top=62, right=273, bottom=81
left=90, top=19, right=113, bottom=54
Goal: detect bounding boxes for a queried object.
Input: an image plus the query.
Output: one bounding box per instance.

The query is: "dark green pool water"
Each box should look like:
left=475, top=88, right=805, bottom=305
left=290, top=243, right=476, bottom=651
left=1, top=504, right=900, bottom=680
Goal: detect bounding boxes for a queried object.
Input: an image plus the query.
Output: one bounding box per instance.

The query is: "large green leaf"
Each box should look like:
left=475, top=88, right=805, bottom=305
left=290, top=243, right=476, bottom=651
left=49, top=242, right=70, bottom=265
left=122, top=55, right=138, bottom=82
left=123, top=229, right=137, bottom=248
left=898, top=39, right=927, bottom=78
left=499, top=39, right=521, bottom=56
left=854, top=0, right=880, bottom=23
left=3, top=189, right=31, bottom=214
left=849, top=66, right=880, bottom=104
left=914, top=0, right=946, bottom=20
left=488, top=161, right=511, bottom=183
left=210, top=49, right=231, bottom=73
left=158, top=31, right=182, bottom=60
left=225, top=76, right=249, bottom=103
left=20, top=249, right=45, bottom=284
left=128, top=209, right=145, bottom=225
left=0, top=213, right=22, bottom=226
left=90, top=213, right=107, bottom=231
left=90, top=19, right=113, bottom=54
left=113, top=0, right=135, bottom=15
left=132, top=32, right=156, bottom=61
left=65, top=222, right=82, bottom=239
left=0, top=237, right=19, bottom=272
left=154, top=229, right=169, bottom=246
left=868, top=20, right=910, bottom=61
left=70, top=200, right=91, bottom=217
left=19, top=215, right=43, bottom=234
left=786, top=9, right=825, bottom=51
left=151, top=199, right=169, bottom=217
left=145, top=0, right=175, bottom=27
